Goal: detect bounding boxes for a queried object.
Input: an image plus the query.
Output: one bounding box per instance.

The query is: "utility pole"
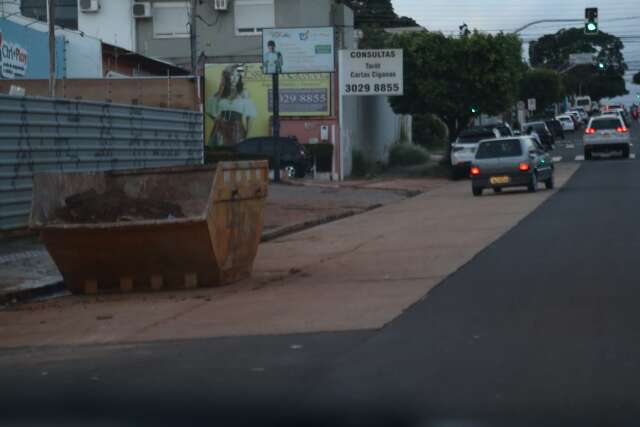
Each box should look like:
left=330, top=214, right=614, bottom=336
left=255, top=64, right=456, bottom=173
left=46, top=0, right=56, bottom=97
left=272, top=72, right=281, bottom=183
left=190, top=0, right=197, bottom=73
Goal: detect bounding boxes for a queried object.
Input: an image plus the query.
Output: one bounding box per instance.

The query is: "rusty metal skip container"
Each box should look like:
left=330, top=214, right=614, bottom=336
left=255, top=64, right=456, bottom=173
left=29, top=161, right=269, bottom=294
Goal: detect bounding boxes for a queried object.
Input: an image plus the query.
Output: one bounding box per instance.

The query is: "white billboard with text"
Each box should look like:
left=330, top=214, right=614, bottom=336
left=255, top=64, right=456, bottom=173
left=339, top=49, right=403, bottom=96
left=262, top=27, right=335, bottom=74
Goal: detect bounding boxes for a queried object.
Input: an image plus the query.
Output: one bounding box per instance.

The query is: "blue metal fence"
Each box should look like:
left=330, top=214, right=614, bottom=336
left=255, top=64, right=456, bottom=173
left=0, top=94, right=204, bottom=230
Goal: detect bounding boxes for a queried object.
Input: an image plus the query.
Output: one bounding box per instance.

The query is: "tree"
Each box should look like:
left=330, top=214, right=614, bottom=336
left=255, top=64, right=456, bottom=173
left=529, top=28, right=628, bottom=100
left=341, top=0, right=418, bottom=28
left=387, top=31, right=524, bottom=141
left=520, top=68, right=565, bottom=113
left=634, top=71, right=640, bottom=85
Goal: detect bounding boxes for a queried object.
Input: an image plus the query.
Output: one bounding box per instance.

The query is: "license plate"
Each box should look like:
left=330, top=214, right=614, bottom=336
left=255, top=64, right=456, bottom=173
left=490, top=176, right=510, bottom=185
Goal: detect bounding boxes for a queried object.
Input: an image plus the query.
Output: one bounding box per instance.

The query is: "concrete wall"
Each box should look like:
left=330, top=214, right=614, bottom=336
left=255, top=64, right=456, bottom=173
left=275, top=0, right=331, bottom=27
left=78, top=0, right=135, bottom=51
left=136, top=0, right=190, bottom=69
left=62, top=30, right=103, bottom=78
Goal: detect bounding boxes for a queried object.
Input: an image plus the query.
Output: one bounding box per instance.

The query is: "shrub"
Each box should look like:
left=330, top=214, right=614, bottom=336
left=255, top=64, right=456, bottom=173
left=351, top=149, right=374, bottom=177
left=412, top=114, right=449, bottom=148
left=388, top=143, right=430, bottom=167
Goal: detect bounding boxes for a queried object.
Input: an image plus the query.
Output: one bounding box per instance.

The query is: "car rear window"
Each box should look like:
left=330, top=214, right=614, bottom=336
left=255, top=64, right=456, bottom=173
left=476, top=139, right=523, bottom=159
left=591, top=118, right=621, bottom=130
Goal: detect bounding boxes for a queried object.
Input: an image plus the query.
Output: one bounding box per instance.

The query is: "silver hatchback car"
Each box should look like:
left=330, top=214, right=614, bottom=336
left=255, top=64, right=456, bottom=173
left=470, top=137, right=554, bottom=196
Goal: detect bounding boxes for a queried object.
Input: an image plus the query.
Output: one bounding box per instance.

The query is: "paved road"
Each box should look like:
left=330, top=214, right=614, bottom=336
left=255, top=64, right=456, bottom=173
left=552, top=123, right=638, bottom=163
left=3, top=125, right=640, bottom=426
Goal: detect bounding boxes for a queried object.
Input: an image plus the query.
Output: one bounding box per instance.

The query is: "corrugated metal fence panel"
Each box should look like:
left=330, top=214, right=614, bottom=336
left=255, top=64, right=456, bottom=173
left=0, top=95, right=204, bottom=230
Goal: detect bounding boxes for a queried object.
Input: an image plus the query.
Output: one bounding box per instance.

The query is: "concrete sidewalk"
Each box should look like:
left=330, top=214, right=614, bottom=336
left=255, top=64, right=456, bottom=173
left=0, top=164, right=579, bottom=348
left=0, top=182, right=421, bottom=304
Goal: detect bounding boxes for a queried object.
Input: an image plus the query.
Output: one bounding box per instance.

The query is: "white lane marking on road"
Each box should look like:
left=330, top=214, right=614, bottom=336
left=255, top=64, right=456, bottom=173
left=565, top=144, right=575, bottom=149
left=575, top=155, right=585, bottom=161
left=552, top=156, right=563, bottom=163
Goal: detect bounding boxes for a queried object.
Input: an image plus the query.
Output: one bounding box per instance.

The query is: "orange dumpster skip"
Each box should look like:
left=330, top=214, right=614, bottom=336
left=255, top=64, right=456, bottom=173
left=29, top=161, right=269, bottom=294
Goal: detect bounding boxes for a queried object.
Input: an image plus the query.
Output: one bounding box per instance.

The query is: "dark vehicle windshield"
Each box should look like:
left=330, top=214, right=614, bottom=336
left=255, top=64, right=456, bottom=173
left=457, top=128, right=495, bottom=143
left=591, top=118, right=622, bottom=130
left=577, top=99, right=590, bottom=106
left=476, top=139, right=523, bottom=159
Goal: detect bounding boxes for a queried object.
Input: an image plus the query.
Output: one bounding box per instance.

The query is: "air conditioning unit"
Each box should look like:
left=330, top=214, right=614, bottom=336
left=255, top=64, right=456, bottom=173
left=132, top=2, right=152, bottom=19
left=214, top=0, right=229, bottom=11
left=79, top=0, right=100, bottom=13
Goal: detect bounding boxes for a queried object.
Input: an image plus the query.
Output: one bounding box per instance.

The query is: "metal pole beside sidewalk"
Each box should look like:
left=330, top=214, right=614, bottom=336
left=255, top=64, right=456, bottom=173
left=272, top=72, right=281, bottom=183
left=47, top=0, right=56, bottom=97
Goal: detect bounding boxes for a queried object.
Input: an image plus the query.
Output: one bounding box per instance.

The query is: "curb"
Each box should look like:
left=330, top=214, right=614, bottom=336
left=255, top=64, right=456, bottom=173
left=261, top=204, right=383, bottom=243
left=0, top=281, right=66, bottom=306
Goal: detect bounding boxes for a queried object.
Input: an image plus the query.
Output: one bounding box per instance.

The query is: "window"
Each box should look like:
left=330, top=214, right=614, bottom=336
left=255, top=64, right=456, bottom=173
left=234, top=0, right=274, bottom=36
left=21, top=0, right=78, bottom=29
left=153, top=2, right=190, bottom=39
left=476, top=139, right=523, bottom=159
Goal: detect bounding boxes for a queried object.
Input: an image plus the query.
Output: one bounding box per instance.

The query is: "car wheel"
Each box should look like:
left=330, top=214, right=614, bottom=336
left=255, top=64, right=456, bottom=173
left=472, top=186, right=483, bottom=197
left=493, top=187, right=502, bottom=193
left=451, top=167, right=462, bottom=181
left=545, top=174, right=555, bottom=190
left=584, top=149, right=592, bottom=161
left=622, top=146, right=630, bottom=159
left=527, top=173, right=538, bottom=193
left=284, top=164, right=298, bottom=179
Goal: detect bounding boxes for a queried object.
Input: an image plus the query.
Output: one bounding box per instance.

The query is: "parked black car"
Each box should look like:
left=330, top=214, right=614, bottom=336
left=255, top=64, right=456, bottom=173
left=523, top=121, right=555, bottom=149
left=485, top=122, right=513, bottom=137
left=234, top=136, right=311, bottom=178
left=544, top=119, right=565, bottom=140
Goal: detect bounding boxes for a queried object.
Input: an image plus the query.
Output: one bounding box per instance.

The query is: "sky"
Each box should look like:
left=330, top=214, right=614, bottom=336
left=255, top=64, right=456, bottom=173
left=391, top=0, right=640, bottom=104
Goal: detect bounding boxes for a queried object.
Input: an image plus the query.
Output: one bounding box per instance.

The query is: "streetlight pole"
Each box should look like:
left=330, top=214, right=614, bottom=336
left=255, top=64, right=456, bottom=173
left=46, top=0, right=56, bottom=97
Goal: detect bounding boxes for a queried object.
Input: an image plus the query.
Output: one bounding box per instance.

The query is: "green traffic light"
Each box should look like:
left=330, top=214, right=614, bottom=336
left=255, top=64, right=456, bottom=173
left=598, top=62, right=605, bottom=70
left=586, top=22, right=597, bottom=32
left=471, top=107, right=478, bottom=114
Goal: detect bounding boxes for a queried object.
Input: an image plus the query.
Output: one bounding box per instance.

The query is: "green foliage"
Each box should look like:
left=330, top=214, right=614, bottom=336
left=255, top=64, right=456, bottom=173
left=358, top=25, right=391, bottom=49
left=520, top=68, right=565, bottom=112
left=529, top=28, right=628, bottom=100
left=388, top=143, right=430, bottom=167
left=343, top=0, right=418, bottom=28
left=351, top=149, right=374, bottom=177
left=413, top=113, right=449, bottom=149
left=633, top=71, right=640, bottom=85
left=387, top=30, right=524, bottom=140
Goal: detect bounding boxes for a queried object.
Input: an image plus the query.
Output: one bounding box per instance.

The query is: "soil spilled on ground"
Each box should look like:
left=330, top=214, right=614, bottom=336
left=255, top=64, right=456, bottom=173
left=55, top=188, right=185, bottom=223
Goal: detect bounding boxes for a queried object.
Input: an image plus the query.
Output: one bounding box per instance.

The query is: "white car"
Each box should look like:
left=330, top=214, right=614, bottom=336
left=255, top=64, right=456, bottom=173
left=556, top=115, right=576, bottom=132
left=450, top=126, right=501, bottom=178
left=569, top=108, right=588, bottom=123
left=565, top=111, right=582, bottom=126
left=583, top=115, right=631, bottom=160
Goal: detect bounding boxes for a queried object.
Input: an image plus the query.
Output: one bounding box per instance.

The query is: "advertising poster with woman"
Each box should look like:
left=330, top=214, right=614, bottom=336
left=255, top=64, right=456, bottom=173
left=204, top=63, right=331, bottom=146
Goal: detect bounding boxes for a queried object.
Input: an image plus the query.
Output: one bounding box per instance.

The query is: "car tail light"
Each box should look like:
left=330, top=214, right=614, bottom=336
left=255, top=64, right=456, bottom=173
left=617, top=126, right=628, bottom=133
left=519, top=162, right=530, bottom=172
left=585, top=128, right=596, bottom=134
left=470, top=166, right=480, bottom=176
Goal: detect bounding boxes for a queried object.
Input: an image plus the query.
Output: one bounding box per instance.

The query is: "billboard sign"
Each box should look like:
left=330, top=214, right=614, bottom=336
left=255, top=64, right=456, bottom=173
left=204, top=63, right=331, bottom=146
left=262, top=27, right=335, bottom=74
left=0, top=30, right=28, bottom=78
left=569, top=53, right=594, bottom=65
left=339, top=49, right=403, bottom=96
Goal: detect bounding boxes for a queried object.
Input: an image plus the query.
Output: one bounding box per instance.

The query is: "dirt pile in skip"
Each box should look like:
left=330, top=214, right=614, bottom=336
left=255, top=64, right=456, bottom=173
left=55, top=188, right=185, bottom=223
